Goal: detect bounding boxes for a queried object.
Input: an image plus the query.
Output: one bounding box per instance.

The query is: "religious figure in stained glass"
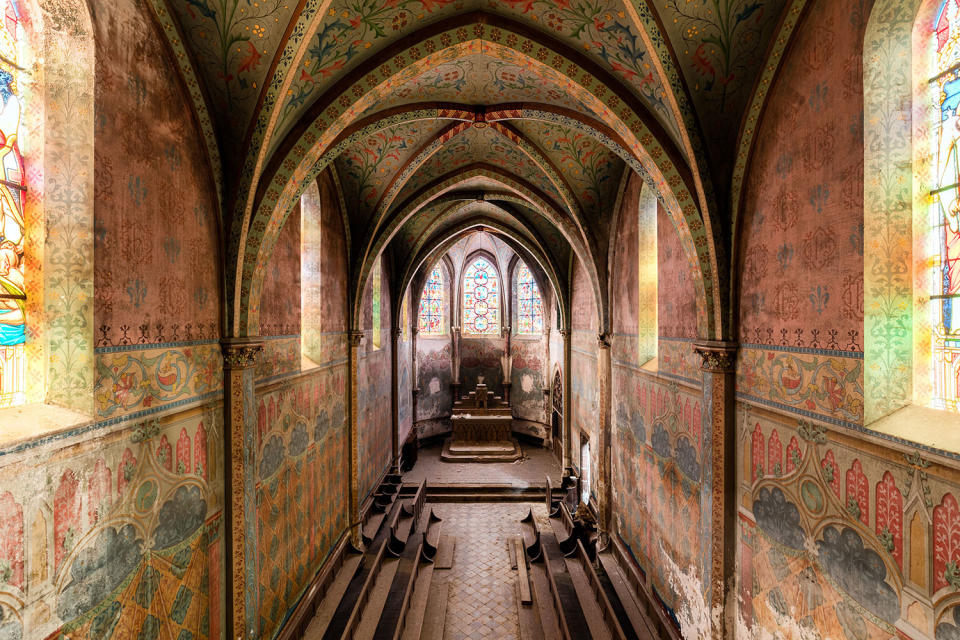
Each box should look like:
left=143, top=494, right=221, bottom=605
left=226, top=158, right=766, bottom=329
left=516, top=262, right=543, bottom=335
left=0, top=0, right=24, bottom=409
left=418, top=266, right=445, bottom=335
left=463, top=257, right=500, bottom=335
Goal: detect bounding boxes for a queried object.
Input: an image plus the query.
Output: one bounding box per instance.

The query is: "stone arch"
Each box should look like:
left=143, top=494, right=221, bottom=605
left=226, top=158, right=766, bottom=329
left=228, top=12, right=720, bottom=341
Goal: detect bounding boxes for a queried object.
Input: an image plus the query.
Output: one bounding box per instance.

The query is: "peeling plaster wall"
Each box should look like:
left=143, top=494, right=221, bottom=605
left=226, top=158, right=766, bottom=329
left=415, top=336, right=453, bottom=439
left=0, top=1, right=226, bottom=638
left=610, top=170, right=706, bottom=621
left=726, top=1, right=960, bottom=639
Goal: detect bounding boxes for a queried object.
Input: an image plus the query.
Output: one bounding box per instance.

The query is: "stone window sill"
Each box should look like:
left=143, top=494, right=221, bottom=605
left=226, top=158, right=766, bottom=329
left=0, top=403, right=94, bottom=452
left=867, top=404, right=960, bottom=457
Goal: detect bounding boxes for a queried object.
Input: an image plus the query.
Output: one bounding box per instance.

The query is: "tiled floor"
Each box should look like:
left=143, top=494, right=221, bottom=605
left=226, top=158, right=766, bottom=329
left=404, top=442, right=562, bottom=486
left=430, top=502, right=549, bottom=640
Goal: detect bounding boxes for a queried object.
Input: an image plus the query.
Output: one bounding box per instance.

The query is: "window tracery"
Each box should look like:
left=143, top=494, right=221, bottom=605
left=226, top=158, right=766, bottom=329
left=463, top=257, right=500, bottom=335
left=417, top=266, right=445, bottom=336
left=515, top=262, right=543, bottom=335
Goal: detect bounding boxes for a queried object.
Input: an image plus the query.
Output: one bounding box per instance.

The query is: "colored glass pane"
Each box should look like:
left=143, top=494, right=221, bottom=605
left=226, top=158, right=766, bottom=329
left=418, top=266, right=445, bottom=335
left=463, top=257, right=500, bottom=335
left=0, top=0, right=24, bottom=409
left=516, top=262, right=543, bottom=335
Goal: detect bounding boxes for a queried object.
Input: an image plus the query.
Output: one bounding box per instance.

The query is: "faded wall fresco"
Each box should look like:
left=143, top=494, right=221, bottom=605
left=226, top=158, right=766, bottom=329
left=658, top=201, right=697, bottom=341
left=460, top=337, right=505, bottom=398
left=0, top=405, right=224, bottom=640
left=358, top=259, right=392, bottom=500
left=253, top=368, right=348, bottom=640
left=416, top=337, right=452, bottom=439
left=511, top=337, right=546, bottom=425
left=737, top=0, right=866, bottom=427
left=259, top=201, right=301, bottom=338
left=398, top=290, right=413, bottom=447
left=571, top=259, right=598, bottom=474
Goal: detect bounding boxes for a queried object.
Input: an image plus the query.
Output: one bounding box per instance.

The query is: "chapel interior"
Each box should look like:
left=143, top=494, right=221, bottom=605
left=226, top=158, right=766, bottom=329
left=2, top=0, right=959, bottom=638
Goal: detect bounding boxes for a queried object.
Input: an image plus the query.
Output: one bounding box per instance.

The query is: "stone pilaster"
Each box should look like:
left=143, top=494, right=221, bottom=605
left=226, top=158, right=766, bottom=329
left=221, top=338, right=263, bottom=640
left=596, top=332, right=613, bottom=539
left=693, top=340, right=738, bottom=639
left=348, top=330, right=364, bottom=546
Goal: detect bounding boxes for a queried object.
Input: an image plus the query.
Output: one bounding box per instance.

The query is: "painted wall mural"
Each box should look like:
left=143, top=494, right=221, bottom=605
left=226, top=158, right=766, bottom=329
left=510, top=338, right=546, bottom=424
left=0, top=405, right=224, bottom=640
left=254, top=368, right=348, bottom=640
left=259, top=201, right=301, bottom=338
left=416, top=337, right=453, bottom=430
left=359, top=260, right=393, bottom=500
left=398, top=290, right=413, bottom=446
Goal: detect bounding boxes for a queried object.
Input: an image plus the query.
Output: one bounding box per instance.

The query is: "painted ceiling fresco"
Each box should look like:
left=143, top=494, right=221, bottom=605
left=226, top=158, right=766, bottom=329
left=332, top=118, right=453, bottom=224
left=390, top=125, right=566, bottom=208
left=510, top=119, right=626, bottom=218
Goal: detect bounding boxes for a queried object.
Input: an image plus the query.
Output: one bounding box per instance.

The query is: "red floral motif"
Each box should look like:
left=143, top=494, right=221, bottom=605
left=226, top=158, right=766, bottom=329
left=87, top=458, right=111, bottom=525
left=751, top=423, right=764, bottom=482
left=54, top=469, right=81, bottom=571
left=935, top=493, right=960, bottom=591
left=156, top=435, right=173, bottom=472
left=844, top=459, right=869, bottom=526
left=767, top=429, right=783, bottom=476
left=195, top=422, right=208, bottom=480
left=176, top=427, right=191, bottom=475
left=0, top=492, right=23, bottom=588
left=785, top=436, right=801, bottom=474
left=876, top=471, right=903, bottom=570
left=821, top=450, right=840, bottom=497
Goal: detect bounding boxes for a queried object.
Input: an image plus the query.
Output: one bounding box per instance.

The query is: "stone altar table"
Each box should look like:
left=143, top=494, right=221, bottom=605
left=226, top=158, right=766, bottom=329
left=442, top=383, right=523, bottom=462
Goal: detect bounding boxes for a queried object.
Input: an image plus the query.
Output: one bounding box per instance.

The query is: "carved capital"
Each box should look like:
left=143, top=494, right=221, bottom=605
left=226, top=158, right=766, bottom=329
left=693, top=341, right=738, bottom=373
left=597, top=332, right=611, bottom=349
left=559, top=329, right=571, bottom=339
left=393, top=327, right=402, bottom=340
left=220, top=339, right=263, bottom=370
left=348, top=330, right=364, bottom=347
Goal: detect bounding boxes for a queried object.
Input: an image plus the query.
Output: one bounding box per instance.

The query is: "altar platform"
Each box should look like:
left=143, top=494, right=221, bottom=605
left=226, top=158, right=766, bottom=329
left=442, top=383, right=523, bottom=462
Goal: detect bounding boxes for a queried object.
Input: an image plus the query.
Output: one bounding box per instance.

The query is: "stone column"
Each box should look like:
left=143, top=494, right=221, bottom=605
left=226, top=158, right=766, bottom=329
left=693, top=340, right=738, bottom=640
left=596, top=332, right=613, bottom=539
left=391, top=327, right=401, bottom=469
left=348, top=330, right=364, bottom=547
left=221, top=338, right=263, bottom=640
left=561, top=328, right=572, bottom=472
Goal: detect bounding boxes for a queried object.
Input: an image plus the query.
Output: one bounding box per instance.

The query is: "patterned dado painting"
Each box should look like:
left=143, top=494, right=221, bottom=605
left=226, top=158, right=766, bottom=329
left=253, top=368, right=348, bottom=640
left=0, top=405, right=224, bottom=640
left=613, top=368, right=704, bottom=619
left=737, top=403, right=960, bottom=639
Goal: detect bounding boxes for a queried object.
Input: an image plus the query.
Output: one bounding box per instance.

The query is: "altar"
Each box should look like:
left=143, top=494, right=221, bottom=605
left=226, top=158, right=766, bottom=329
left=442, top=382, right=523, bottom=462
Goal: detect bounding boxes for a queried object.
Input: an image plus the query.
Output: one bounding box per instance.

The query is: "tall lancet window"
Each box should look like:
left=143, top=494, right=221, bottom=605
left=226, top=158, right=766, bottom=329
left=0, top=0, right=24, bottom=409
left=930, top=0, right=960, bottom=410
left=418, top=265, right=445, bottom=336
left=515, top=262, right=543, bottom=335
left=463, top=257, right=500, bottom=335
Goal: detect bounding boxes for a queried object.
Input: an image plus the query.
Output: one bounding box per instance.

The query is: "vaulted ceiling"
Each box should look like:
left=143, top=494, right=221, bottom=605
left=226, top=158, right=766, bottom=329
left=151, top=0, right=803, bottom=336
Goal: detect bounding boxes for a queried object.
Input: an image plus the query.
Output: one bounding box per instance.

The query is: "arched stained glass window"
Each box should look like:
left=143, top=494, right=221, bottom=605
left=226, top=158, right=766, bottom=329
left=930, top=0, right=960, bottom=410
left=418, top=266, right=445, bottom=335
left=463, top=257, right=500, bottom=335
left=516, top=262, right=543, bottom=335
left=0, top=0, right=24, bottom=409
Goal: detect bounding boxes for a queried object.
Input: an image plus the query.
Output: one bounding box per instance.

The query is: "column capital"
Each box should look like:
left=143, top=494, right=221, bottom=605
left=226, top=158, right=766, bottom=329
left=392, top=327, right=402, bottom=340
left=220, top=338, right=263, bottom=370
left=597, top=332, right=611, bottom=349
left=348, top=330, right=364, bottom=347
left=693, top=340, right=738, bottom=373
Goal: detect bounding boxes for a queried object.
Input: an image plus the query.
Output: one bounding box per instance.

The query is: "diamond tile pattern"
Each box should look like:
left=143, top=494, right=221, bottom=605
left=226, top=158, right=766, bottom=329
left=432, top=503, right=549, bottom=640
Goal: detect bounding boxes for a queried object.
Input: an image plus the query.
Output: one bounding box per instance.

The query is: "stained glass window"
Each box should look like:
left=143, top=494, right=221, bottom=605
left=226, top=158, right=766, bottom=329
left=372, top=259, right=381, bottom=349
left=418, top=266, right=445, bottom=335
left=515, top=262, right=543, bottom=335
left=463, top=257, right=500, bottom=335
left=0, top=0, right=24, bottom=409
